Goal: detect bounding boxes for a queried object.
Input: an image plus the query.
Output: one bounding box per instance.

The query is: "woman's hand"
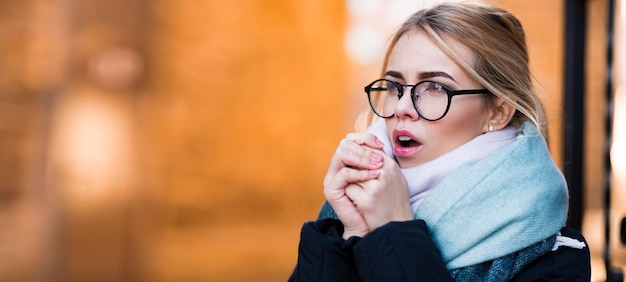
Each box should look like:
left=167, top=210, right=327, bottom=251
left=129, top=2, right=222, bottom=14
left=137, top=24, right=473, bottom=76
left=346, top=153, right=413, bottom=232
left=323, top=132, right=385, bottom=239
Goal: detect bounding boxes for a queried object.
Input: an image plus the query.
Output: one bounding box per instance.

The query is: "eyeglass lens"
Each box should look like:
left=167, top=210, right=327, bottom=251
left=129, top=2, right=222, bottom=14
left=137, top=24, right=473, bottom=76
left=366, top=79, right=450, bottom=120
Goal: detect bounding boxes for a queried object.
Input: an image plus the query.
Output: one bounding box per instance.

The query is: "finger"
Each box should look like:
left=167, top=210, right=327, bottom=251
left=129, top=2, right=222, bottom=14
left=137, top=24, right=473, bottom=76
left=346, top=132, right=385, bottom=150
left=336, top=138, right=384, bottom=170
left=345, top=184, right=372, bottom=212
left=325, top=166, right=379, bottom=195
left=324, top=135, right=385, bottom=188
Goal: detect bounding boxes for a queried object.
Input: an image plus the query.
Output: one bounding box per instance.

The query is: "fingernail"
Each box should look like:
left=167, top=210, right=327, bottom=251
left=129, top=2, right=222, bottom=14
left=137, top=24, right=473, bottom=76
left=370, top=153, right=383, bottom=166
left=368, top=169, right=379, bottom=177
left=375, top=138, right=385, bottom=146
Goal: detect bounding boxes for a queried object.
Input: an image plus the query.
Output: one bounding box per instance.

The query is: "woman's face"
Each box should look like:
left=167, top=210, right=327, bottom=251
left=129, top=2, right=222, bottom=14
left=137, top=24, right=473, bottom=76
left=384, top=28, right=490, bottom=168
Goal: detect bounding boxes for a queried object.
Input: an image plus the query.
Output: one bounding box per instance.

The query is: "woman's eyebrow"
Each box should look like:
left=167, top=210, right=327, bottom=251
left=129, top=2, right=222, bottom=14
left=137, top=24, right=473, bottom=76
left=384, top=70, right=457, bottom=83
left=384, top=70, right=403, bottom=79
left=418, top=71, right=457, bottom=82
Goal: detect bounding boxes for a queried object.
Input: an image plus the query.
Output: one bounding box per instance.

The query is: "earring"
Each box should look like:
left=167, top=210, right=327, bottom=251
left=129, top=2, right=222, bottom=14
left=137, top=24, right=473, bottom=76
left=488, top=124, right=494, bottom=132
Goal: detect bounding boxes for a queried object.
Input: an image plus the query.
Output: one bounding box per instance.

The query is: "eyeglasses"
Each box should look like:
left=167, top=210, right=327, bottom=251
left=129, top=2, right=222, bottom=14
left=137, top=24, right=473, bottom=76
left=364, top=79, right=491, bottom=121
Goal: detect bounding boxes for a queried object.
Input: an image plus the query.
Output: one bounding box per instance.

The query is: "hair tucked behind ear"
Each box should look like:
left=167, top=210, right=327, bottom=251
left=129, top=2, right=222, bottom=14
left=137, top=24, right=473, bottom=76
left=372, top=2, right=548, bottom=138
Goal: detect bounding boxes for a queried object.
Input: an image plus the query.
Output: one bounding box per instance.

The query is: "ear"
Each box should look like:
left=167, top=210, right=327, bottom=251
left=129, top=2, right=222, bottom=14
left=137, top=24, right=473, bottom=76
left=484, top=98, right=515, bottom=132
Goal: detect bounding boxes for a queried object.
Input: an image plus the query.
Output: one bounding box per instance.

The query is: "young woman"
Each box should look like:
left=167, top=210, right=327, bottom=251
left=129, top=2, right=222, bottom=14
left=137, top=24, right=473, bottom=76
left=290, top=2, right=590, bottom=281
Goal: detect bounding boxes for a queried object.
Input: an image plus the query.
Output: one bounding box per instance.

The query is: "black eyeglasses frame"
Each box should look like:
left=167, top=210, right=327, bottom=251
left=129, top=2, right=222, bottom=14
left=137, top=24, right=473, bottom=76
left=364, top=78, right=491, bottom=121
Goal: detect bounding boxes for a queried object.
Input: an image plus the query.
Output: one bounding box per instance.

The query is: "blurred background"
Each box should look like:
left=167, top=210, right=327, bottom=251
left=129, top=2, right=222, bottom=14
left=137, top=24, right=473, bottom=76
left=0, top=0, right=624, bottom=281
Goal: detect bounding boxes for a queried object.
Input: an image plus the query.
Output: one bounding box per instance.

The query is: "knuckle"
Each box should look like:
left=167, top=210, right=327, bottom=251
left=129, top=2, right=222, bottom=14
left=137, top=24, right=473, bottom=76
left=343, top=167, right=363, bottom=182
left=322, top=177, right=331, bottom=188
left=358, top=149, right=372, bottom=164
left=361, top=169, right=372, bottom=179
left=338, top=167, right=352, bottom=180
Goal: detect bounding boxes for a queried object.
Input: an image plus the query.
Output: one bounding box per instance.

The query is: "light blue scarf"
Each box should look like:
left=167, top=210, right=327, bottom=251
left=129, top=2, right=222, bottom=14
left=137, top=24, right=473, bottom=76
left=415, top=122, right=568, bottom=269
left=318, top=122, right=568, bottom=276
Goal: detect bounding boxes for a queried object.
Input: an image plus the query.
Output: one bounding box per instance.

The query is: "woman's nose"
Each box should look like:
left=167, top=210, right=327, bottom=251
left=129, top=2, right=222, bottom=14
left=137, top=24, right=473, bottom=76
left=394, top=90, right=419, bottom=120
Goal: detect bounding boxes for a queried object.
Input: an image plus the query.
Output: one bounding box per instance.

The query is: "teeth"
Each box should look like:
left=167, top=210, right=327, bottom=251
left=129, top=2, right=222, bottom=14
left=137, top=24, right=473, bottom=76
left=398, top=136, right=412, bottom=142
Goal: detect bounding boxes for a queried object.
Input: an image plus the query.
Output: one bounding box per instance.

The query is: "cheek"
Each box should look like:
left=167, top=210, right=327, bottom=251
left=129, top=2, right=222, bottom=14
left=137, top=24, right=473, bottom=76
left=432, top=99, right=486, bottom=144
left=447, top=98, right=487, bottom=128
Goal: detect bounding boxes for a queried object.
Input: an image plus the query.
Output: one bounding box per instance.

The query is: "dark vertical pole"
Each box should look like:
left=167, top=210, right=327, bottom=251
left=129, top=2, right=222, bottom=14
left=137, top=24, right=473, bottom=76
left=603, top=0, right=623, bottom=281
left=604, top=0, right=615, bottom=278
left=563, top=0, right=586, bottom=232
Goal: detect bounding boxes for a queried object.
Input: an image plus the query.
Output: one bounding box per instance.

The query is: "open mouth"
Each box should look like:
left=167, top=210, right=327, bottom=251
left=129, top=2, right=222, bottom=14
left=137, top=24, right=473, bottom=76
left=392, top=131, right=422, bottom=158
left=392, top=129, right=422, bottom=157
left=397, top=135, right=419, bottom=147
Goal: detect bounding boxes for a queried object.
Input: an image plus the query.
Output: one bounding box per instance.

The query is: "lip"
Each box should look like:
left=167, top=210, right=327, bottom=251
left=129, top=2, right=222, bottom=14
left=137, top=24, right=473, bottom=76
left=392, top=129, right=422, bottom=157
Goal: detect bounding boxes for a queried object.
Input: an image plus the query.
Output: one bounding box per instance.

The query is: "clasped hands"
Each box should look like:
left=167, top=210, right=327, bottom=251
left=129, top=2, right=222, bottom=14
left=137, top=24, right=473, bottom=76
left=323, top=132, right=414, bottom=239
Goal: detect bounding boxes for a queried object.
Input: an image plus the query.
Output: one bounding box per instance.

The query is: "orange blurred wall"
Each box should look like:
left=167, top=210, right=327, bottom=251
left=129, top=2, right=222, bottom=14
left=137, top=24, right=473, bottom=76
left=135, top=1, right=348, bottom=281
left=1, top=0, right=349, bottom=281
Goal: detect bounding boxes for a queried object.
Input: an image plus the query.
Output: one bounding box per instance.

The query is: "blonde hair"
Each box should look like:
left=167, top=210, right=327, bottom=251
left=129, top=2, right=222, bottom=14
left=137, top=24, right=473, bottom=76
left=370, top=2, right=547, bottom=137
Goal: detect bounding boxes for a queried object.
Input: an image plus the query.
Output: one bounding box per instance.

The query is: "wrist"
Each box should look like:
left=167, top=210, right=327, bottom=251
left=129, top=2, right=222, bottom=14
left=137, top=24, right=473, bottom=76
left=394, top=205, right=414, bottom=222
left=398, top=211, right=415, bottom=222
left=342, top=229, right=368, bottom=240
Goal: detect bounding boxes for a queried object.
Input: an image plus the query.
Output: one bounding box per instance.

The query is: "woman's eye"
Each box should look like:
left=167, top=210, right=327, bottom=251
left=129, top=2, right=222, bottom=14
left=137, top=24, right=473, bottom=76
left=385, top=82, right=401, bottom=96
left=425, top=82, right=445, bottom=92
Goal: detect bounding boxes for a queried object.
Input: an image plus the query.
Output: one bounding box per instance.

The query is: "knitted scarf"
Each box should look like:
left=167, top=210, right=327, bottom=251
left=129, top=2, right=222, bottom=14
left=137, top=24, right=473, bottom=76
left=318, top=121, right=569, bottom=281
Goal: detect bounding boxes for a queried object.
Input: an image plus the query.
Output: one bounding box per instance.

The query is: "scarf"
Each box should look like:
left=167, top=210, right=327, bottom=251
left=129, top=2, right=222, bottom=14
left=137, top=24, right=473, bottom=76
left=318, top=121, right=569, bottom=280
left=412, top=122, right=568, bottom=270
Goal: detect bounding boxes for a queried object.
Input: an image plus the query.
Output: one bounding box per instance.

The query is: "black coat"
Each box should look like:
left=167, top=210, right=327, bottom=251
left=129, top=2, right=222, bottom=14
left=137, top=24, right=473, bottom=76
left=289, top=219, right=590, bottom=281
